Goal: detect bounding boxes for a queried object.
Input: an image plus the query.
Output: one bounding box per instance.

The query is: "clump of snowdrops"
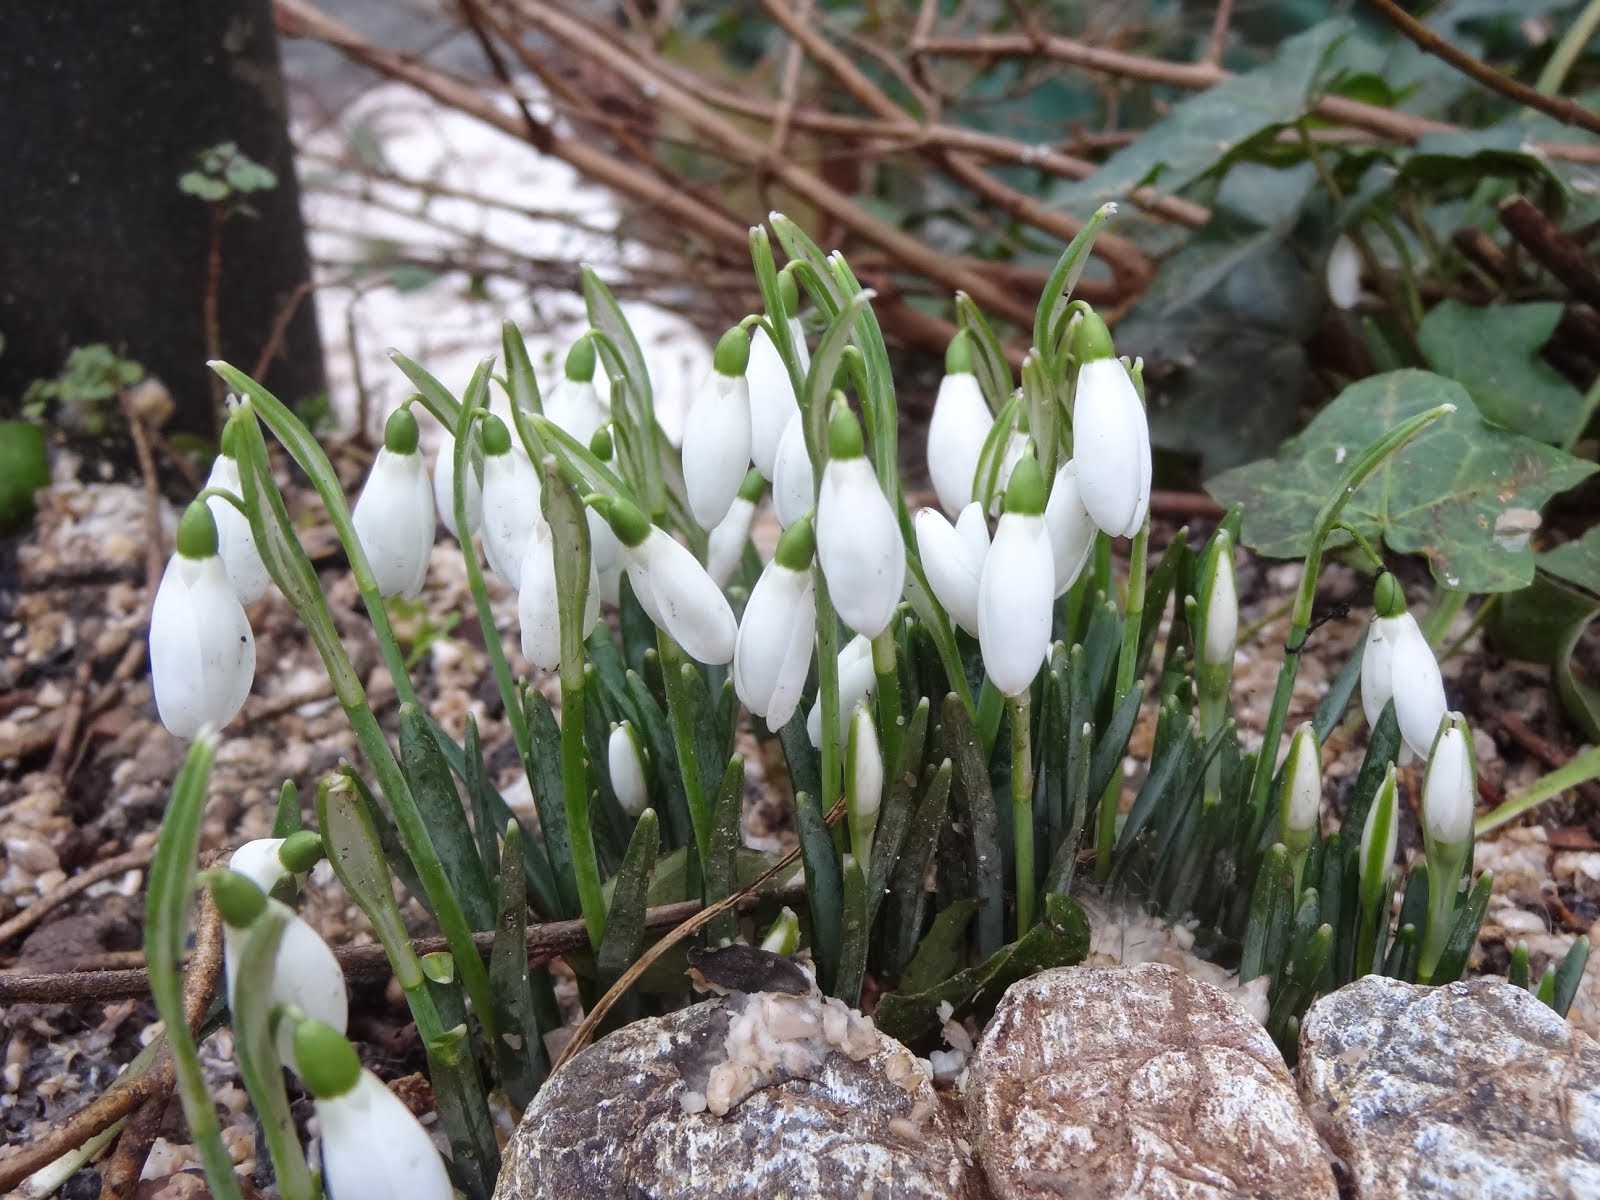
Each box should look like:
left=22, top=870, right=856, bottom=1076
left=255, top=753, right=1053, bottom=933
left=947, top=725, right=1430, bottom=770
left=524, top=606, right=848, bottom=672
left=143, top=208, right=1553, bottom=1200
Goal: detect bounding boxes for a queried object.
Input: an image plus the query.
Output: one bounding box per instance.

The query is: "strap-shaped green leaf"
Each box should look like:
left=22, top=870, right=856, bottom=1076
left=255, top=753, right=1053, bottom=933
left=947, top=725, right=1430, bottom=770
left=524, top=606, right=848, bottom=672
left=489, top=822, right=547, bottom=1108
left=399, top=703, right=495, bottom=932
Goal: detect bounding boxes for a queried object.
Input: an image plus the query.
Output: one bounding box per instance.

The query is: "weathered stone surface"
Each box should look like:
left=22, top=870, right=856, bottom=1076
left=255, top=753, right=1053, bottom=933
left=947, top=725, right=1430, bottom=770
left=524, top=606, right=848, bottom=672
left=496, top=994, right=982, bottom=1199
left=966, top=962, right=1336, bottom=1199
left=1299, top=975, right=1600, bottom=1198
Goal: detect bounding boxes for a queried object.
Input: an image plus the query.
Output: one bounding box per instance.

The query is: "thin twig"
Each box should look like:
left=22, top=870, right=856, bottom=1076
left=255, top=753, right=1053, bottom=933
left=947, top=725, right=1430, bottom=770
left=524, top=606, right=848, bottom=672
left=251, top=278, right=317, bottom=381
left=1365, top=0, right=1600, bottom=137
left=1202, top=0, right=1235, bottom=67
left=1499, top=194, right=1600, bottom=310
left=0, top=848, right=155, bottom=950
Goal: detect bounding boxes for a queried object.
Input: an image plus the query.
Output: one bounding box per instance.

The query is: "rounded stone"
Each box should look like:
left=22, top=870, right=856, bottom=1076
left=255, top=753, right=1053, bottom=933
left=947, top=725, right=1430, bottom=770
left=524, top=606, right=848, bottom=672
left=966, top=962, right=1336, bottom=1199
left=1298, top=975, right=1600, bottom=1198
left=495, top=994, right=982, bottom=1199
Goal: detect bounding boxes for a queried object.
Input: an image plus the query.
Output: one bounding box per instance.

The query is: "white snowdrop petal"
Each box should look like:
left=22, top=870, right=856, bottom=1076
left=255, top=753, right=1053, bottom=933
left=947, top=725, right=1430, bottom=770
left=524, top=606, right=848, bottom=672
left=748, top=325, right=801, bottom=479
left=1359, top=615, right=1396, bottom=731
left=1390, top=614, right=1448, bottom=761
left=1327, top=235, right=1363, bottom=310
left=977, top=514, right=1054, bottom=696
left=544, top=377, right=609, bottom=447
left=1042, top=461, right=1095, bottom=598
left=772, top=412, right=815, bottom=528
left=228, top=838, right=289, bottom=897
left=222, top=906, right=348, bottom=1075
left=817, top=458, right=905, bottom=638
left=608, top=725, right=650, bottom=817
left=317, top=1072, right=453, bottom=1200
left=915, top=507, right=983, bottom=636
left=705, top=496, right=755, bottom=588
left=432, top=437, right=483, bottom=539
left=683, top=373, right=753, bottom=529
left=628, top=529, right=738, bottom=664
left=518, top=525, right=563, bottom=671
left=205, top=456, right=271, bottom=603
left=480, top=451, right=543, bottom=589
left=1074, top=358, right=1151, bottom=538
left=1423, top=722, right=1473, bottom=845
left=352, top=448, right=435, bottom=599
left=150, top=555, right=255, bottom=739
left=734, top=564, right=815, bottom=727
left=926, top=373, right=992, bottom=517
left=807, top=635, right=876, bottom=747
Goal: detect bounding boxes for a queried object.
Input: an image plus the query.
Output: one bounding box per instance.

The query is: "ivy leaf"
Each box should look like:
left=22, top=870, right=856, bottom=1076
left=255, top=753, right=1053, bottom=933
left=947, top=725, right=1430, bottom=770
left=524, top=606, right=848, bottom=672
left=1207, top=370, right=1596, bottom=593
left=1541, top=525, right=1600, bottom=596
left=1048, top=19, right=1352, bottom=209
left=1419, top=300, right=1590, bottom=446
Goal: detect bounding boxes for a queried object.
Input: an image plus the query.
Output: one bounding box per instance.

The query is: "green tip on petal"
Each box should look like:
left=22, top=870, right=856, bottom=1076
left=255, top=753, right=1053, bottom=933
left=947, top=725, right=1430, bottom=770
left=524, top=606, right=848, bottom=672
left=1374, top=571, right=1406, bottom=619
left=220, top=417, right=241, bottom=460
left=714, top=327, right=751, bottom=377
left=209, top=869, right=268, bottom=929
left=293, top=1020, right=362, bottom=1099
left=1073, top=310, right=1116, bottom=363
left=826, top=399, right=865, bottom=460
left=176, top=500, right=220, bottom=560
left=777, top=269, right=800, bottom=320
left=589, top=423, right=614, bottom=461
left=278, top=830, right=326, bottom=875
left=384, top=406, right=420, bottom=455
left=1003, top=453, right=1047, bottom=516
left=481, top=413, right=512, bottom=456
left=736, top=467, right=765, bottom=503
left=565, top=334, right=598, bottom=383
left=591, top=493, right=651, bottom=548
left=774, top=516, right=816, bottom=571
left=945, top=329, right=973, bottom=376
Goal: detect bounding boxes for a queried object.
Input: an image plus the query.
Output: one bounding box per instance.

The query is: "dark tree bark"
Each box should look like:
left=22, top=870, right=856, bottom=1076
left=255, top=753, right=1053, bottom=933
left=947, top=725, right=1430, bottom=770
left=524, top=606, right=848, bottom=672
left=0, top=0, right=324, bottom=437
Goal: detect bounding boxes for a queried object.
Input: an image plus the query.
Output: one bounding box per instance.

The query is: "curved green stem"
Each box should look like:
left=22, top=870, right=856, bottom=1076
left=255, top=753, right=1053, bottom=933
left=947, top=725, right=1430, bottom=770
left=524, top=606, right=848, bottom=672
left=1010, top=691, right=1035, bottom=933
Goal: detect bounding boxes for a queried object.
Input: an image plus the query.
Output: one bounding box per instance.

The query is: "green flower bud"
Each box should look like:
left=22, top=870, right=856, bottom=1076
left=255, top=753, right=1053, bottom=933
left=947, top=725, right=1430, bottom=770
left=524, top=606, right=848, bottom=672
left=481, top=413, right=513, bottom=457
left=565, top=334, right=597, bottom=383
left=209, top=869, right=268, bottom=929
left=945, top=329, right=974, bottom=376
left=826, top=400, right=865, bottom=460
left=382, top=405, right=420, bottom=455
left=293, top=1019, right=362, bottom=1100
left=777, top=269, right=800, bottom=320
left=1002, top=451, right=1047, bottom=517
left=588, top=493, right=652, bottom=548
left=1073, top=309, right=1116, bottom=363
left=278, top=830, right=326, bottom=876
left=590, top=424, right=614, bottom=462
left=773, top=515, right=816, bottom=572
left=713, top=327, right=751, bottom=377
left=1373, top=571, right=1406, bottom=619
left=175, top=500, right=220, bottom=560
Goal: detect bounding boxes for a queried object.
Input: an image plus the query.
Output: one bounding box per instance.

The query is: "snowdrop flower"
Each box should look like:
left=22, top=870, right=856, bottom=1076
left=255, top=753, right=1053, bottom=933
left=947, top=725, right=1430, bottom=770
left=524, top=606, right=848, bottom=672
left=596, top=495, right=738, bottom=664
left=846, top=703, right=883, bottom=865
left=431, top=433, right=483, bottom=540
left=927, top=331, right=993, bottom=517
left=543, top=335, right=609, bottom=448
left=203, top=423, right=270, bottom=603
left=978, top=454, right=1055, bottom=696
left=294, top=1020, right=452, bottom=1200
left=150, top=502, right=255, bottom=739
left=608, top=721, right=650, bottom=817
left=1198, top=527, right=1239, bottom=672
left=1326, top=235, right=1362, bottom=311
left=816, top=405, right=905, bottom=638
left=1422, top=714, right=1475, bottom=850
left=210, top=871, right=347, bottom=1074
left=771, top=410, right=814, bottom=528
left=518, top=519, right=601, bottom=671
left=683, top=328, right=754, bottom=529
left=1360, top=574, right=1448, bottom=762
left=705, top=470, right=763, bottom=587
left=1278, top=722, right=1322, bottom=860
left=1072, top=312, right=1150, bottom=538
left=351, top=408, right=434, bottom=599
left=807, top=634, right=875, bottom=747
left=1359, top=764, right=1400, bottom=909
left=479, top=414, right=544, bottom=589
left=734, top=518, right=817, bottom=730
left=915, top=502, right=989, bottom=636
left=748, top=280, right=809, bottom=479
left=1042, top=460, right=1095, bottom=598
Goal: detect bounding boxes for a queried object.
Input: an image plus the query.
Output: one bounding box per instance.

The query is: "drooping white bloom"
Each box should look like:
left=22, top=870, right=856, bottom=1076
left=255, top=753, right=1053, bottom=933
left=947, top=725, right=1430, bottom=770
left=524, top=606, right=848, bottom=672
left=706, top=492, right=757, bottom=588
left=1422, top=715, right=1475, bottom=847
left=682, top=330, right=754, bottom=529
left=1360, top=601, right=1448, bottom=763
left=150, top=504, right=256, bottom=739
left=589, top=507, right=624, bottom=605
left=1327, top=235, right=1363, bottom=311
left=602, top=499, right=738, bottom=665
left=807, top=635, right=876, bottom=747
left=479, top=416, right=543, bottom=589
left=608, top=722, right=650, bottom=817
left=315, top=1068, right=452, bottom=1200
left=1072, top=313, right=1150, bottom=538
left=518, top=520, right=601, bottom=671
left=734, top=521, right=817, bottom=730
left=1042, top=460, right=1095, bottom=598
left=816, top=409, right=905, bottom=638
left=229, top=838, right=289, bottom=897
left=351, top=409, right=435, bottom=599
left=978, top=456, right=1055, bottom=697
left=231, top=907, right=348, bottom=1071
left=203, top=449, right=271, bottom=604
left=927, top=342, right=994, bottom=517
left=772, top=410, right=815, bottom=528
left=915, top=503, right=988, bottom=636
left=431, top=436, right=483, bottom=540
left=748, top=319, right=808, bottom=479
left=544, top=336, right=610, bottom=448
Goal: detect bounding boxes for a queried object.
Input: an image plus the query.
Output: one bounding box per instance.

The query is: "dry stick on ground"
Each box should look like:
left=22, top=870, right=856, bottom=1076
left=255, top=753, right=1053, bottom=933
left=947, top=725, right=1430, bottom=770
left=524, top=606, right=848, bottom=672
left=1497, top=712, right=1600, bottom=810
left=1366, top=0, right=1600, bottom=139
left=0, top=894, right=224, bottom=1194
left=1202, top=0, right=1236, bottom=68
left=0, top=848, right=155, bottom=951
left=1499, top=195, right=1600, bottom=311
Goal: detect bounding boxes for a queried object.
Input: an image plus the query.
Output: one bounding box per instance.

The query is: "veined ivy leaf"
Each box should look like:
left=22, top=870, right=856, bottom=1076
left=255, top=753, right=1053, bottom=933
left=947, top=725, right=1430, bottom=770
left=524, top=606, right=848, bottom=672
left=1541, top=526, right=1600, bottom=597
left=1206, top=370, right=1596, bottom=593
left=1419, top=301, right=1591, bottom=447
left=1049, top=19, right=1352, bottom=210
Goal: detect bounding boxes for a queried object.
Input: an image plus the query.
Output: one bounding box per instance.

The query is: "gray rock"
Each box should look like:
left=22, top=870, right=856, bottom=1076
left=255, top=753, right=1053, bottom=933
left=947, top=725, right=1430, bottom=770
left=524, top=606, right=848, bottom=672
left=1299, top=975, right=1600, bottom=1198
left=496, top=993, right=982, bottom=1199
left=966, top=962, right=1336, bottom=1199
